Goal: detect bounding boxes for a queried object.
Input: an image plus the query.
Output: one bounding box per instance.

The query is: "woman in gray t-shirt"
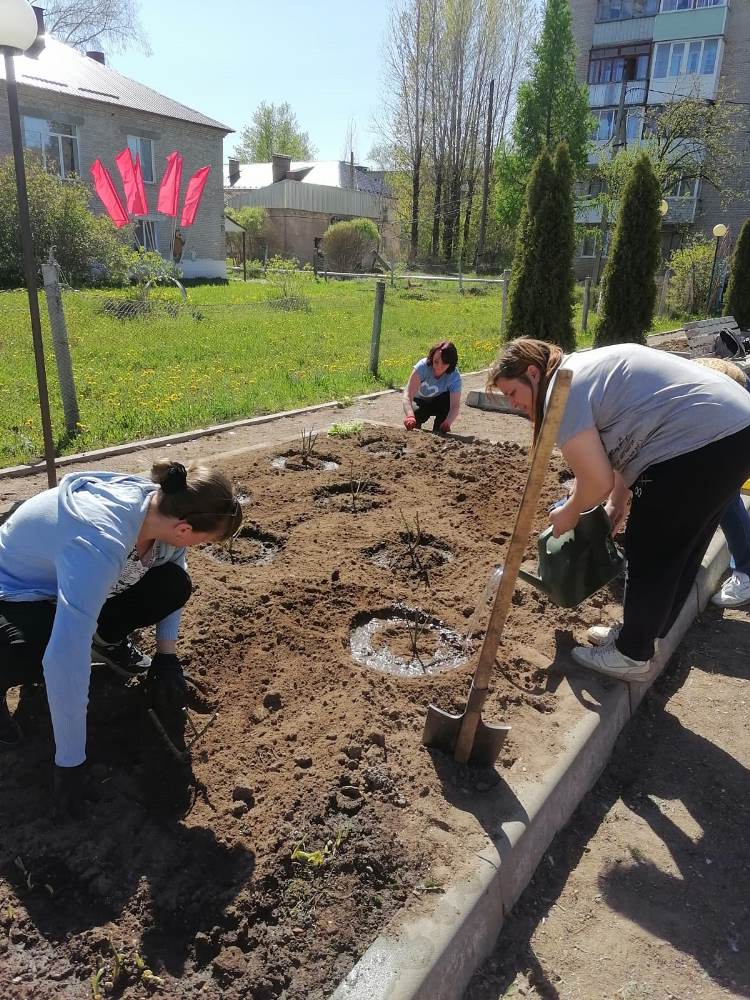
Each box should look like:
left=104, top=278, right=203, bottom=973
left=489, top=337, right=750, bottom=681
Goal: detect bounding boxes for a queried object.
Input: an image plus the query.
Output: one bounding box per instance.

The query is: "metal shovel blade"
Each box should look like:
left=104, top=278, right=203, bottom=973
left=422, top=703, right=511, bottom=767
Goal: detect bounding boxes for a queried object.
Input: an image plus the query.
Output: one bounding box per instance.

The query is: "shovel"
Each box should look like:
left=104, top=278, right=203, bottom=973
left=422, top=368, right=572, bottom=766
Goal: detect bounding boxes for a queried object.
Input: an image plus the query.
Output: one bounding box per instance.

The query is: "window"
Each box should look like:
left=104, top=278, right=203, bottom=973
left=626, top=109, right=644, bottom=140
left=127, top=135, right=155, bottom=183
left=588, top=44, right=650, bottom=84
left=596, top=0, right=659, bottom=22
left=652, top=38, right=719, bottom=77
left=23, top=117, right=79, bottom=177
left=666, top=175, right=697, bottom=198
left=592, top=109, right=617, bottom=141
left=662, top=0, right=724, bottom=7
left=686, top=40, right=702, bottom=74
left=701, top=37, right=718, bottom=73
left=669, top=42, right=684, bottom=76
left=580, top=232, right=598, bottom=258
left=134, top=219, right=160, bottom=251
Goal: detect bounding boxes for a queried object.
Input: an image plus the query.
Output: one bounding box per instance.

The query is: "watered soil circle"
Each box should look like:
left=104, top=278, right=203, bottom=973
left=0, top=426, right=624, bottom=1000
left=203, top=524, right=284, bottom=565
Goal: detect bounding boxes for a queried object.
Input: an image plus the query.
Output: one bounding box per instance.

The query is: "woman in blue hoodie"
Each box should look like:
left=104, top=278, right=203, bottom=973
left=0, top=460, right=241, bottom=815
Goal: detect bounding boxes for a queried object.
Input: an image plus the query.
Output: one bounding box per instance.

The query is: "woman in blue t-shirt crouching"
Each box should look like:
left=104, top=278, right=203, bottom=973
left=403, top=340, right=462, bottom=434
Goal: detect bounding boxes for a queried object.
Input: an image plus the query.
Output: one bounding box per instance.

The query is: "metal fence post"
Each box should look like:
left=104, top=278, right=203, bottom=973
left=658, top=269, right=671, bottom=317
left=500, top=268, right=511, bottom=340
left=369, top=280, right=386, bottom=377
left=581, top=276, right=591, bottom=332
left=458, top=255, right=464, bottom=294
left=390, top=262, right=395, bottom=288
left=41, top=259, right=80, bottom=436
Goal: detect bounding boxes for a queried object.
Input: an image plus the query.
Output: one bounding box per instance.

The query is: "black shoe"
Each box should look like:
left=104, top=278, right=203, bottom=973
left=0, top=690, right=22, bottom=748
left=91, top=632, right=152, bottom=678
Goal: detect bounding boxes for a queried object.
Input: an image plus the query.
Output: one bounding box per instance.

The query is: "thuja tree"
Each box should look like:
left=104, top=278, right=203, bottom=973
left=725, top=219, right=750, bottom=330
left=505, top=143, right=576, bottom=350
left=595, top=153, right=661, bottom=346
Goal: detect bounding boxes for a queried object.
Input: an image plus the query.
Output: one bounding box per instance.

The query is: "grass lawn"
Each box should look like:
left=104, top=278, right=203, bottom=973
left=0, top=275, right=684, bottom=467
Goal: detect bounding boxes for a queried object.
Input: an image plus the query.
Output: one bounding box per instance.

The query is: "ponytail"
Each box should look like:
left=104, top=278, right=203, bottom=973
left=151, top=461, right=242, bottom=541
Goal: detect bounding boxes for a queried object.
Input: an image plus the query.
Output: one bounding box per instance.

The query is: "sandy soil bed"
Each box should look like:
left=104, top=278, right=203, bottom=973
left=0, top=426, right=624, bottom=1000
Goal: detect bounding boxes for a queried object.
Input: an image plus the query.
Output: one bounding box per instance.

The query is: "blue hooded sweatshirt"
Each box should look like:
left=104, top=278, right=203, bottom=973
left=0, top=471, right=186, bottom=767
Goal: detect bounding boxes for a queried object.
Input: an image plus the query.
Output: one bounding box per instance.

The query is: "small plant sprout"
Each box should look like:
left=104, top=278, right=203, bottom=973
left=291, top=823, right=352, bottom=869
left=399, top=509, right=430, bottom=586
left=134, top=952, right=164, bottom=986
left=90, top=967, right=105, bottom=1000
left=300, top=428, right=318, bottom=466
left=405, top=611, right=428, bottom=665
left=107, top=939, right=127, bottom=989
left=328, top=420, right=363, bottom=438
left=347, top=461, right=366, bottom=513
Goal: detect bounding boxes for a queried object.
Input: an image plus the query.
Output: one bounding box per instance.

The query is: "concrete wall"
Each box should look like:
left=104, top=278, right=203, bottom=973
left=260, top=208, right=402, bottom=267
left=0, top=82, right=227, bottom=278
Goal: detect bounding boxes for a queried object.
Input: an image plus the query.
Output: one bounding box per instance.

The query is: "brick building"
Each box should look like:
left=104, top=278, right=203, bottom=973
left=570, top=0, right=750, bottom=277
left=0, top=15, right=230, bottom=279
left=224, top=155, right=400, bottom=265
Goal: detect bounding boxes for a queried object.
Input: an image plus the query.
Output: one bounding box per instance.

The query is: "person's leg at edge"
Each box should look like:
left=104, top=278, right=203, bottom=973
left=619, top=425, right=750, bottom=661
left=0, top=600, right=56, bottom=744
left=412, top=393, right=450, bottom=430
left=713, top=494, right=750, bottom=606
left=96, top=562, right=192, bottom=643
left=429, top=392, right=451, bottom=432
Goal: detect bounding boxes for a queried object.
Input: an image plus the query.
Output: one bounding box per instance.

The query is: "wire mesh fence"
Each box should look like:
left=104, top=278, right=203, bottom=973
left=0, top=275, right=508, bottom=469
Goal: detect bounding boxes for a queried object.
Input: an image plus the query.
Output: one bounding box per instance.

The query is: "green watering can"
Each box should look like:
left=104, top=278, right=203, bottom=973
left=518, top=504, right=625, bottom=608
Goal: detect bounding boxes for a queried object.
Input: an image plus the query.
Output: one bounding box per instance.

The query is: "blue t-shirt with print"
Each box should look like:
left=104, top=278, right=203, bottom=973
left=413, top=358, right=462, bottom=399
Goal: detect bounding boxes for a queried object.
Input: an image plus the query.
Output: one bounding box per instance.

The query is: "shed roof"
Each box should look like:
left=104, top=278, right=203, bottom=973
left=0, top=36, right=231, bottom=132
left=224, top=159, right=385, bottom=195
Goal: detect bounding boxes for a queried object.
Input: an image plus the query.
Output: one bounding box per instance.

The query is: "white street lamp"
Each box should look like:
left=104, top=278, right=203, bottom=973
left=1, top=0, right=57, bottom=486
left=707, top=223, right=728, bottom=315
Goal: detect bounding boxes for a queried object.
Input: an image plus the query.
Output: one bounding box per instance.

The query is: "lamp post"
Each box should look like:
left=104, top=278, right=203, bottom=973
left=1, top=0, right=56, bottom=486
left=707, top=222, right=728, bottom=316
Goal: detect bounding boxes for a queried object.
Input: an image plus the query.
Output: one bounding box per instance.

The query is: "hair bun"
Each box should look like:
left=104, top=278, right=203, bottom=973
left=162, top=462, right=188, bottom=494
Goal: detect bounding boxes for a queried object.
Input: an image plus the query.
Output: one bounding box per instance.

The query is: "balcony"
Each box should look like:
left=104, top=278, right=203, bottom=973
left=589, top=80, right=648, bottom=108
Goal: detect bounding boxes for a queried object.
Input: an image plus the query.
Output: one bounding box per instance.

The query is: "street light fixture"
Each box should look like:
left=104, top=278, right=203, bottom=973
left=707, top=222, right=728, bottom=316
left=1, top=0, right=57, bottom=486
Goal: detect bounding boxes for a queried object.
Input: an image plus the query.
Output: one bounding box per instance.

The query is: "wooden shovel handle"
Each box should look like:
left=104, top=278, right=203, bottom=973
left=473, top=367, right=572, bottom=691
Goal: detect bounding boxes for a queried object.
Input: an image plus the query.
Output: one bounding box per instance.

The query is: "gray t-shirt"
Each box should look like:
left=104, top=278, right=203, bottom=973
left=547, top=344, right=750, bottom=487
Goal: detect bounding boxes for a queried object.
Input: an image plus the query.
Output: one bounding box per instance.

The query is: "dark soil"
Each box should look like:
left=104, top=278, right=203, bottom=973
left=0, top=425, right=625, bottom=1000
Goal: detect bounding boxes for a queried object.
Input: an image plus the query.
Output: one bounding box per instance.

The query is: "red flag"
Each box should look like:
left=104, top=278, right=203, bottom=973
left=133, top=153, right=149, bottom=217
left=114, top=148, right=147, bottom=217
left=157, top=151, right=183, bottom=217
left=180, top=166, right=211, bottom=227
left=90, top=159, right=129, bottom=228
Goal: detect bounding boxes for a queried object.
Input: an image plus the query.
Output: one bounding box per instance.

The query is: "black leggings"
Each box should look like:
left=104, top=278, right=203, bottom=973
left=413, top=391, right=450, bottom=431
left=617, top=423, right=750, bottom=661
left=0, top=562, right=191, bottom=690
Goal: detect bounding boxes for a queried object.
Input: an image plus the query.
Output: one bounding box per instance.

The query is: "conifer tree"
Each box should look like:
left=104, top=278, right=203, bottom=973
left=506, top=151, right=554, bottom=341
left=595, top=154, right=661, bottom=346
left=725, top=219, right=750, bottom=330
left=505, top=144, right=576, bottom=350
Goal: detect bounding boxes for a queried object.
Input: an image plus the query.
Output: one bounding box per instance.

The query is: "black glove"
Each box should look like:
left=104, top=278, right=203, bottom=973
left=146, top=653, right=188, bottom=753
left=53, top=763, right=93, bottom=821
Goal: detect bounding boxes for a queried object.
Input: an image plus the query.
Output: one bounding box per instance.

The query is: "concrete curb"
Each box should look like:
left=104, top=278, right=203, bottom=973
left=331, top=523, right=737, bottom=1000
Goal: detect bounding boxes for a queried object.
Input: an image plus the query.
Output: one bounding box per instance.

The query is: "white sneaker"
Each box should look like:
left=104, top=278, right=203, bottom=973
left=711, top=571, right=750, bottom=608
left=571, top=641, right=651, bottom=680
left=587, top=623, right=622, bottom=646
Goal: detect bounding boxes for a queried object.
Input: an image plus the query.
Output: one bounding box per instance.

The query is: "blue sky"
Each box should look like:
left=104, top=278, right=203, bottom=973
left=112, top=0, right=391, bottom=163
